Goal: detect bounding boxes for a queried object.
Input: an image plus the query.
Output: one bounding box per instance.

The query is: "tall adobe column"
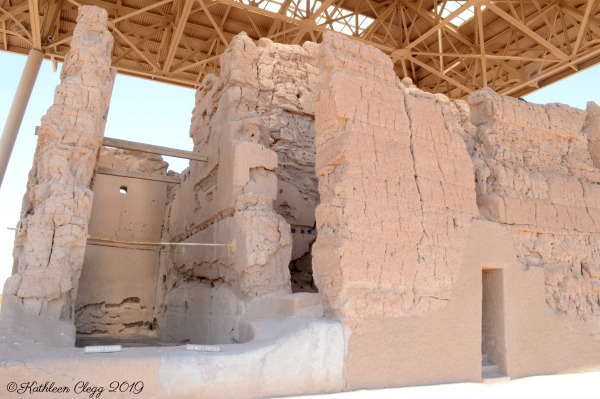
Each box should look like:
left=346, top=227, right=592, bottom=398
left=313, top=32, right=477, bottom=322
left=4, top=6, right=115, bottom=320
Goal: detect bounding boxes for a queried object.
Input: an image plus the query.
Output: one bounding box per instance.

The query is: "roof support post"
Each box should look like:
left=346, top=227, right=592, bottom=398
left=0, top=48, right=43, bottom=189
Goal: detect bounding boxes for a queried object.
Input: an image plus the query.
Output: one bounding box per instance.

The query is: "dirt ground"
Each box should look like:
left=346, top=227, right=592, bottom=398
left=294, top=371, right=600, bottom=399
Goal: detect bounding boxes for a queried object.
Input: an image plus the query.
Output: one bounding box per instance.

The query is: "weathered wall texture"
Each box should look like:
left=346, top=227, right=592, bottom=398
left=263, top=41, right=320, bottom=293
left=3, top=6, right=115, bottom=320
left=465, top=220, right=600, bottom=380
left=74, top=149, right=169, bottom=336
left=313, top=32, right=478, bottom=322
left=155, top=33, right=319, bottom=344
left=95, top=147, right=169, bottom=174
left=468, top=89, right=600, bottom=322
left=311, top=33, right=600, bottom=389
left=3, top=20, right=600, bottom=395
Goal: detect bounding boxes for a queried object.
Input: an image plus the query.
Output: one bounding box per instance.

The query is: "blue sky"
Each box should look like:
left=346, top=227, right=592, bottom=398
left=0, top=51, right=194, bottom=287
left=0, top=50, right=599, bottom=290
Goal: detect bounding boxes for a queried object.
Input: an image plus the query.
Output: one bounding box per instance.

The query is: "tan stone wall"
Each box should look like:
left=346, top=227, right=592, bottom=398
left=155, top=33, right=321, bottom=344
left=468, top=89, right=600, bottom=321
left=3, top=6, right=115, bottom=320
left=74, top=149, right=169, bottom=337
left=311, top=36, right=600, bottom=389
left=311, top=32, right=483, bottom=389
left=467, top=221, right=600, bottom=380
left=3, top=22, right=600, bottom=392
left=262, top=40, right=319, bottom=293
left=313, top=32, right=478, bottom=322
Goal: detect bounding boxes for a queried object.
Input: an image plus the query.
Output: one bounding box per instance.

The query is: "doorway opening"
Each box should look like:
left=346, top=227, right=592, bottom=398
left=482, top=268, right=507, bottom=380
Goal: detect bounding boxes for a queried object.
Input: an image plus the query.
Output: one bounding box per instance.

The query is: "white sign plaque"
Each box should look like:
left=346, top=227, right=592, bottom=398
left=185, top=344, right=222, bottom=352
left=83, top=345, right=122, bottom=353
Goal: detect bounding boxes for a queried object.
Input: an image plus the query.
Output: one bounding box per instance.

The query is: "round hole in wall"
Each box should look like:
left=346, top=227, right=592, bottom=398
left=119, top=186, right=128, bottom=195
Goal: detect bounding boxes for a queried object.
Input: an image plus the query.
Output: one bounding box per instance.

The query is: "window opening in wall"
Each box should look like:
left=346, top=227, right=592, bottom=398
left=289, top=224, right=318, bottom=293
left=119, top=185, right=128, bottom=195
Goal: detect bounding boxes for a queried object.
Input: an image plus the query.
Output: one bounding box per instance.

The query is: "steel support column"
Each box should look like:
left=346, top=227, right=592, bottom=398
left=0, top=49, right=43, bottom=189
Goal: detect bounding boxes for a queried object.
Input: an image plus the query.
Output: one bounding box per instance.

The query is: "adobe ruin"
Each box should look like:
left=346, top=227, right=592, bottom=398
left=1, top=5, right=600, bottom=398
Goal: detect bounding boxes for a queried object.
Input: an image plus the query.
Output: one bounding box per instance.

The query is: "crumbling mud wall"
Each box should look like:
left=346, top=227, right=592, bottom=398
left=468, top=89, right=600, bottom=322
left=3, top=6, right=115, bottom=321
left=155, top=33, right=319, bottom=344
left=2, top=23, right=600, bottom=395
left=313, top=32, right=478, bottom=322
left=311, top=36, right=600, bottom=388
left=263, top=39, right=320, bottom=293
left=311, top=32, right=485, bottom=389
left=74, top=149, right=169, bottom=337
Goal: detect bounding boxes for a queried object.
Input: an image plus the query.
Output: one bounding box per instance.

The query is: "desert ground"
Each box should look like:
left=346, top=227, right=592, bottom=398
left=295, top=371, right=600, bottom=399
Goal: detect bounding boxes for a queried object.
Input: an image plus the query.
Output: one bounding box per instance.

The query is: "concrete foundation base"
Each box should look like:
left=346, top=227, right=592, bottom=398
left=0, top=314, right=344, bottom=399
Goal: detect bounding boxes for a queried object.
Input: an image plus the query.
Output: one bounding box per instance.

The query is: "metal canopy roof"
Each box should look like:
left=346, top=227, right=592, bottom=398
left=1, top=0, right=599, bottom=98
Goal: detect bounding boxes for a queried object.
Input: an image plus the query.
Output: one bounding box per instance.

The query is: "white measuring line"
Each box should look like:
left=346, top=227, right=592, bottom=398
left=87, top=236, right=236, bottom=253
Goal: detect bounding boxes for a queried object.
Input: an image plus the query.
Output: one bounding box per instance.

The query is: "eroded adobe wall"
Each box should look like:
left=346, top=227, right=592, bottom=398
left=155, top=33, right=319, bottom=344
left=3, top=6, right=115, bottom=321
left=74, top=149, right=169, bottom=337
left=468, top=89, right=600, bottom=321
left=313, top=32, right=478, bottom=321
left=463, top=90, right=600, bottom=378
left=312, top=32, right=481, bottom=388
left=311, top=32, right=600, bottom=389
left=262, top=39, right=320, bottom=293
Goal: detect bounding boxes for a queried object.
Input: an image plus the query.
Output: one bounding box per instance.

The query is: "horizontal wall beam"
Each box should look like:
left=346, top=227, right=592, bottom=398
left=86, top=239, right=166, bottom=252
left=97, top=166, right=181, bottom=184
left=102, top=136, right=207, bottom=162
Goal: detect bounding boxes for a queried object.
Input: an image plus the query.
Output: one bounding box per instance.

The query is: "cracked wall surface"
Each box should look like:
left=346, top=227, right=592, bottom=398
left=2, top=24, right=600, bottom=392
left=75, top=297, right=151, bottom=336
left=313, top=32, right=478, bottom=322
left=155, top=33, right=322, bottom=344
left=74, top=148, right=169, bottom=336
left=468, top=89, right=600, bottom=321
left=261, top=39, right=320, bottom=293
left=3, top=6, right=115, bottom=320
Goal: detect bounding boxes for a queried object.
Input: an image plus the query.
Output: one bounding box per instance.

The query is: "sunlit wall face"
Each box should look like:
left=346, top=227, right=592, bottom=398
left=0, top=54, right=194, bottom=292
